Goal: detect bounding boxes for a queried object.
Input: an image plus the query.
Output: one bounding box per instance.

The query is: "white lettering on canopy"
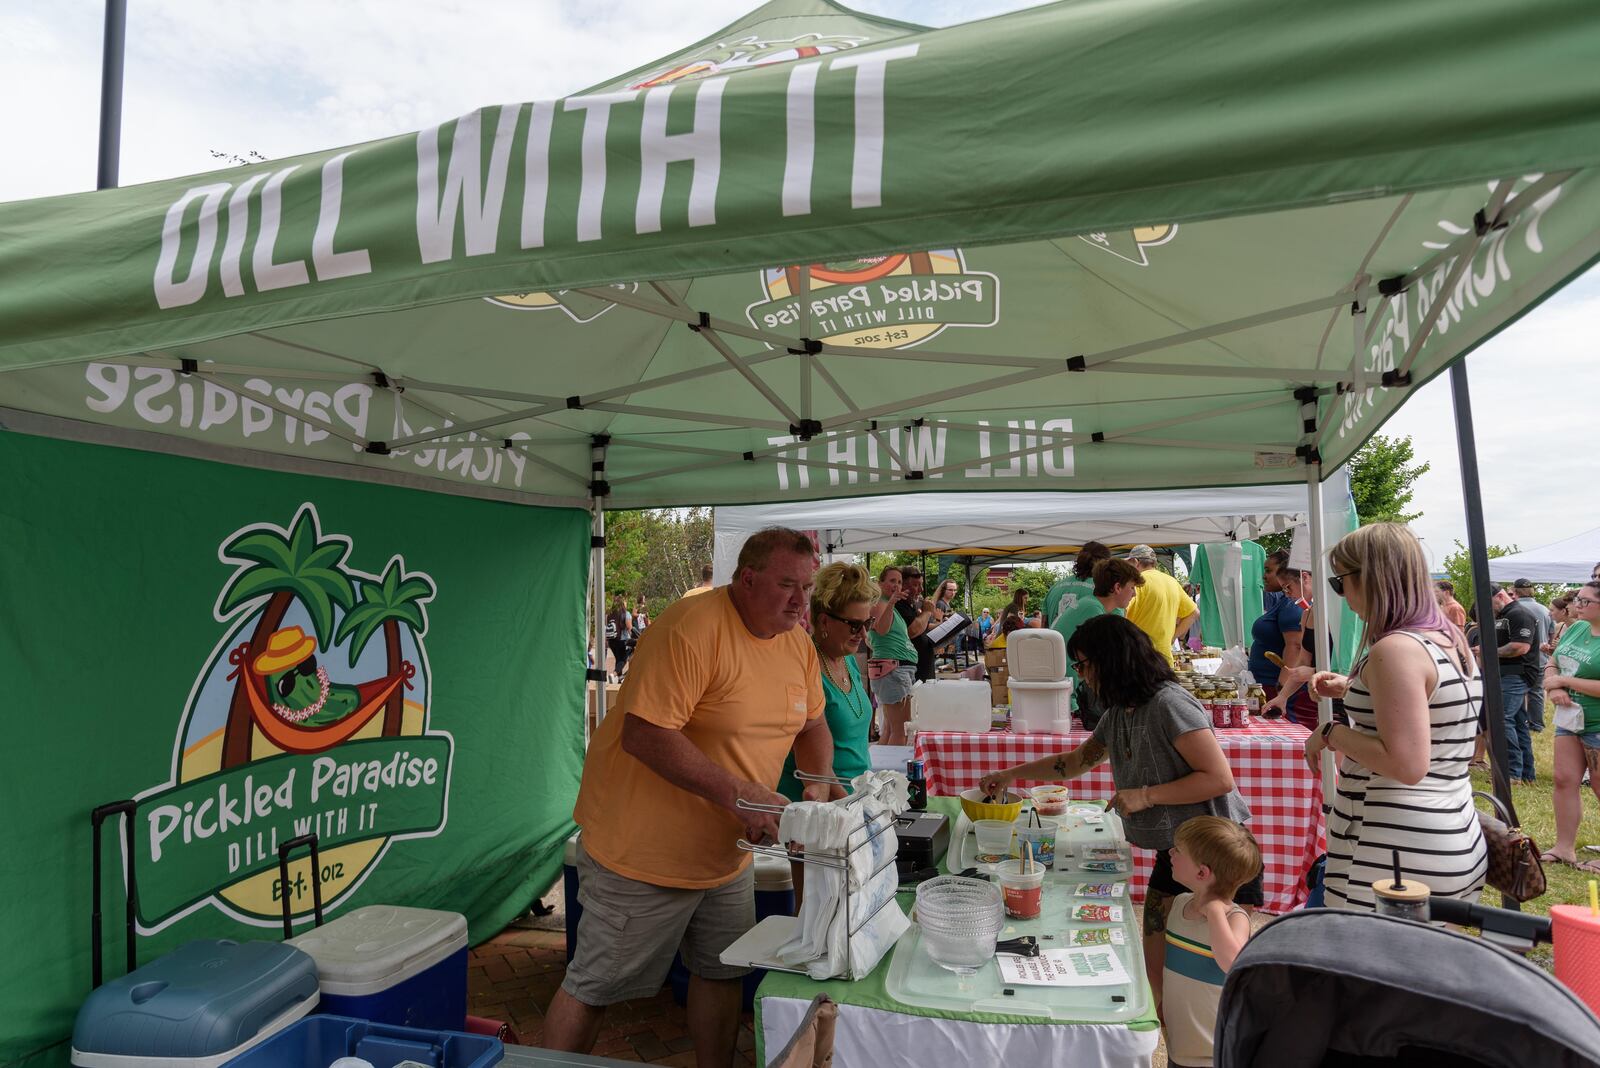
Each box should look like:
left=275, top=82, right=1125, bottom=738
left=254, top=167, right=311, bottom=292
left=829, top=44, right=920, bottom=210
left=313, top=151, right=372, bottom=281
left=782, top=62, right=821, bottom=218
left=220, top=174, right=266, bottom=298
left=564, top=91, right=639, bottom=243
left=416, top=105, right=520, bottom=263
left=520, top=101, right=557, bottom=251
left=154, top=183, right=229, bottom=310
left=636, top=77, right=728, bottom=235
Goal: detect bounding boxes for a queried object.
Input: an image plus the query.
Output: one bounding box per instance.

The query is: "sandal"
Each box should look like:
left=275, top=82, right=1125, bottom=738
left=1540, top=850, right=1577, bottom=866
left=1468, top=760, right=1489, bottom=771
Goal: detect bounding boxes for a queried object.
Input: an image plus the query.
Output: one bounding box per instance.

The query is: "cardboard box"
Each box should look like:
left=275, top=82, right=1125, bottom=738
left=984, top=648, right=1007, bottom=670
left=586, top=681, right=623, bottom=734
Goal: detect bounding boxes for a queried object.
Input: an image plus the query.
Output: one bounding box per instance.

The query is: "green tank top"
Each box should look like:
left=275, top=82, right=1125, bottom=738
left=867, top=602, right=917, bottom=663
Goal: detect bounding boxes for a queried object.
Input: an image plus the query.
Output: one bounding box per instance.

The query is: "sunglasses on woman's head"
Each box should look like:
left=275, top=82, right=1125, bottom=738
left=1328, top=571, right=1360, bottom=597
left=822, top=609, right=869, bottom=633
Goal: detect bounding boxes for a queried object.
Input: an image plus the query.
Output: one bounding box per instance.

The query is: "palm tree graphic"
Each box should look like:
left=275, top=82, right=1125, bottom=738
left=335, top=558, right=436, bottom=737
left=217, top=509, right=356, bottom=768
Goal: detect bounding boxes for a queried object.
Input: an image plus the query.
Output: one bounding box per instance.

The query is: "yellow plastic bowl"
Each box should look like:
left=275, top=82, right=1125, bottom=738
left=960, top=788, right=1024, bottom=823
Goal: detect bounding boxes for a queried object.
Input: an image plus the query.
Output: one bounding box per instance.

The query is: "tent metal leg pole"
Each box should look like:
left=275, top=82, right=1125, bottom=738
left=97, top=0, right=127, bottom=190
left=1305, top=456, right=1335, bottom=807
left=1450, top=362, right=1522, bottom=905
left=590, top=437, right=609, bottom=733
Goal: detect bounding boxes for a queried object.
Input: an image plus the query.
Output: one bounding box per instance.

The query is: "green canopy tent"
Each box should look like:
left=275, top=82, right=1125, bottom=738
left=3, top=0, right=1599, bottom=1060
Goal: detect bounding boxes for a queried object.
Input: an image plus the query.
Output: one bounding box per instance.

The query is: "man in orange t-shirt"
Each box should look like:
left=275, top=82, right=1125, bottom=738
left=545, top=528, right=835, bottom=1067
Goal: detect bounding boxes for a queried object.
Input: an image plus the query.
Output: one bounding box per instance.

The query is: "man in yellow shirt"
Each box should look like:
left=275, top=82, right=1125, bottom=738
left=1122, top=544, right=1199, bottom=664
left=545, top=528, right=835, bottom=1068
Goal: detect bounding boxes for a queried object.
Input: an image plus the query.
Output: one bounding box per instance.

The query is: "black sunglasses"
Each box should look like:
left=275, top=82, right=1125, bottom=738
left=275, top=655, right=318, bottom=699
left=1328, top=571, right=1360, bottom=597
left=822, top=609, right=869, bottom=634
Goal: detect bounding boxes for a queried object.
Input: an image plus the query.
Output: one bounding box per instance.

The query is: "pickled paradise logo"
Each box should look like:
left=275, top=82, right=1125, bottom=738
left=132, top=504, right=452, bottom=931
left=747, top=250, right=1000, bottom=349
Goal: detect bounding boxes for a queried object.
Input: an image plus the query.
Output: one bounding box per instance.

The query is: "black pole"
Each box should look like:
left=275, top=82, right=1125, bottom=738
left=97, top=0, right=128, bottom=190
left=1450, top=360, right=1523, bottom=888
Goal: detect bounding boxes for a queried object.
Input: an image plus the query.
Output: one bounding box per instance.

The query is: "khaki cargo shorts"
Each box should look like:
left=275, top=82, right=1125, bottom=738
left=562, top=840, right=755, bottom=1006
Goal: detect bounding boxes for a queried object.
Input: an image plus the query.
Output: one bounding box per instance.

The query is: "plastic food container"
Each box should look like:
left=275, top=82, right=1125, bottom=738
left=995, top=860, right=1046, bottom=919
left=225, top=1014, right=503, bottom=1067
left=914, top=877, right=1004, bottom=975
left=908, top=680, right=992, bottom=734
left=1030, top=785, right=1071, bottom=816
left=1012, top=817, right=1059, bottom=868
left=973, top=819, right=1015, bottom=864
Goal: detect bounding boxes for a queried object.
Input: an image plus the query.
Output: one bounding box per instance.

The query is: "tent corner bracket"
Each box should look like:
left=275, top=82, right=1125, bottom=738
left=365, top=441, right=390, bottom=456
left=791, top=418, right=823, bottom=440
left=688, top=311, right=711, bottom=332
left=1066, top=355, right=1087, bottom=372
left=1380, top=369, right=1412, bottom=388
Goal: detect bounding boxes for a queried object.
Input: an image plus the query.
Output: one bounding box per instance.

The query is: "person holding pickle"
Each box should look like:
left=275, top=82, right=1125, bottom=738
left=978, top=613, right=1255, bottom=1008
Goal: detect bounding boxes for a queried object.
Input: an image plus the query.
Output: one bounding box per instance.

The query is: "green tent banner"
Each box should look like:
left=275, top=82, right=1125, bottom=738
left=0, top=430, right=588, bottom=1066
left=2, top=0, right=1600, bottom=507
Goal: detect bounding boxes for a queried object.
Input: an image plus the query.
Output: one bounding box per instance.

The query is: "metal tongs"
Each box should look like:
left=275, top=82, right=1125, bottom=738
left=995, top=935, right=1041, bottom=957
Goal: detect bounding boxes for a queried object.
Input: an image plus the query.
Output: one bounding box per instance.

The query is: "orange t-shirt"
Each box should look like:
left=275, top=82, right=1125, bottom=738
left=573, top=587, right=825, bottom=888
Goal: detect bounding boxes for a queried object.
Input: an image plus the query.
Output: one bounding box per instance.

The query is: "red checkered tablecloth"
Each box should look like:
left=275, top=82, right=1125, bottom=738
left=914, top=721, right=1325, bottom=914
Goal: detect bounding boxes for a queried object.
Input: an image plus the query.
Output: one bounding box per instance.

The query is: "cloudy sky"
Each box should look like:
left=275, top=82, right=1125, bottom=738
left=3, top=0, right=1596, bottom=569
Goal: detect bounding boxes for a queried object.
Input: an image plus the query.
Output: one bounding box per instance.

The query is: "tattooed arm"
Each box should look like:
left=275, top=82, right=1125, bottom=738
left=978, top=738, right=1108, bottom=796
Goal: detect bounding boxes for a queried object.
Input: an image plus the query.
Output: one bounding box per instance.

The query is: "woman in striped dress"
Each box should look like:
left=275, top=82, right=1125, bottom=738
left=1303, top=523, right=1487, bottom=910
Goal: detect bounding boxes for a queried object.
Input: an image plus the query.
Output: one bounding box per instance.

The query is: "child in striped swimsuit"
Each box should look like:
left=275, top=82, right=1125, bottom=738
left=1162, top=816, right=1263, bottom=1068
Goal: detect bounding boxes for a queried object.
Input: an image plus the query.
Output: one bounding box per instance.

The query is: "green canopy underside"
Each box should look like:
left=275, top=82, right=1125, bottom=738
left=3, top=0, right=1599, bottom=507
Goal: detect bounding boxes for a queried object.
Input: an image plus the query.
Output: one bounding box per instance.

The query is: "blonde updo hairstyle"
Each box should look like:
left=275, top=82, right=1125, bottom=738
left=811, top=562, right=881, bottom=621
left=1329, top=522, right=1468, bottom=661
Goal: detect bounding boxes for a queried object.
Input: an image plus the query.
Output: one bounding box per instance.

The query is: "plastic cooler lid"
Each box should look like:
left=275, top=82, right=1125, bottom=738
left=289, top=905, right=467, bottom=996
left=753, top=851, right=794, bottom=891
left=1006, top=678, right=1072, bottom=691
left=71, top=939, right=318, bottom=1067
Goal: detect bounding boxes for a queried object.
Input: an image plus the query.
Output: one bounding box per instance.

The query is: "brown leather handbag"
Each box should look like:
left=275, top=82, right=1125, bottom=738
left=1475, top=790, right=1547, bottom=903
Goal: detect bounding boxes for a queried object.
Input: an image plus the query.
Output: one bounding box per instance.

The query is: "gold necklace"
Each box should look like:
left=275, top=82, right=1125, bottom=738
left=818, top=649, right=851, bottom=692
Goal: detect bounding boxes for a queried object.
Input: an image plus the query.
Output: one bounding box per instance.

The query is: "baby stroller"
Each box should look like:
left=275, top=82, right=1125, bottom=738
left=1214, top=907, right=1600, bottom=1068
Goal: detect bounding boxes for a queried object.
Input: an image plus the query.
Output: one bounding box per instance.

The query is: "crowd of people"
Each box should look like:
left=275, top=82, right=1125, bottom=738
left=558, top=525, right=1600, bottom=1068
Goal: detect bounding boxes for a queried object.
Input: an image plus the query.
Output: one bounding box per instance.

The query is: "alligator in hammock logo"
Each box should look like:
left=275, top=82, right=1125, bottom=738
left=131, top=503, right=453, bottom=931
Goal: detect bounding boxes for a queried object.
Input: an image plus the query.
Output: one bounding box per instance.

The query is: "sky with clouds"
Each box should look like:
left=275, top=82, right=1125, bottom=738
left=3, top=0, right=1596, bottom=570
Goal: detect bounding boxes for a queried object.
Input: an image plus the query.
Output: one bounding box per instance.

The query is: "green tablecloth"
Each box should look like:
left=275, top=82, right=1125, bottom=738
left=752, top=796, right=1159, bottom=1062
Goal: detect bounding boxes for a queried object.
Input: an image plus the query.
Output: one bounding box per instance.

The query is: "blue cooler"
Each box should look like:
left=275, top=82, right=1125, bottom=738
left=227, top=1013, right=501, bottom=1067
left=289, top=905, right=467, bottom=1031
left=71, top=939, right=319, bottom=1067
left=669, top=852, right=796, bottom=1009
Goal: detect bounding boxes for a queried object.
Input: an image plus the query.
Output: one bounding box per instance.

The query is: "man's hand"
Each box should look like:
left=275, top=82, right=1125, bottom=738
left=730, top=780, right=788, bottom=844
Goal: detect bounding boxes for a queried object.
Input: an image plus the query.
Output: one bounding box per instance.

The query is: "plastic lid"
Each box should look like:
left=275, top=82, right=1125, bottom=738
left=1006, top=678, right=1072, bottom=691
left=564, top=831, right=581, bottom=865
left=288, top=906, right=466, bottom=995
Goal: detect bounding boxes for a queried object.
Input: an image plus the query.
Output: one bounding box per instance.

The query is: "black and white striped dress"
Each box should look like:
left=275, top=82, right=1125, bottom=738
left=1323, top=631, right=1487, bottom=911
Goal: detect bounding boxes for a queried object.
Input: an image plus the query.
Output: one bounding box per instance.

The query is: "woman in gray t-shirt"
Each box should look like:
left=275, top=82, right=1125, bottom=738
left=980, top=613, right=1253, bottom=1008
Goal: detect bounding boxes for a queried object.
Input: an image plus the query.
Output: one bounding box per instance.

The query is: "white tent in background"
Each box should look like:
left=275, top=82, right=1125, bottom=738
left=1487, top=526, right=1600, bottom=584
left=712, top=478, right=1355, bottom=582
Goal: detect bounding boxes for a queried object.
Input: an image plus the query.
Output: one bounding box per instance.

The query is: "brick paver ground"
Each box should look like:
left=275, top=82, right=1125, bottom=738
left=467, top=925, right=757, bottom=1066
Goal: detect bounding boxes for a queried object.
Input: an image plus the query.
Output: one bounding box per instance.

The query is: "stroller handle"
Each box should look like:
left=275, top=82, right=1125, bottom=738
left=1428, top=895, right=1553, bottom=947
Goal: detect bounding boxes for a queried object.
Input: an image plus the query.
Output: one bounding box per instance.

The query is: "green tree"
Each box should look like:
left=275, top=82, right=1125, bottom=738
left=603, top=508, right=715, bottom=616
left=1349, top=433, right=1430, bottom=525
left=336, top=558, right=436, bottom=736
left=1440, top=540, right=1519, bottom=615
left=216, top=509, right=357, bottom=768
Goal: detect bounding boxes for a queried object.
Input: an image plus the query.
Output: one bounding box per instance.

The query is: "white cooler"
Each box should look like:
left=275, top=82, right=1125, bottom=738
left=288, top=904, right=468, bottom=1032
left=1009, top=678, right=1073, bottom=733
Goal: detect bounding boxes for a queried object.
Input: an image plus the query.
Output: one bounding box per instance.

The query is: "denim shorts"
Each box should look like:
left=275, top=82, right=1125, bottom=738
left=1555, top=727, right=1600, bottom=749
left=873, top=663, right=917, bottom=704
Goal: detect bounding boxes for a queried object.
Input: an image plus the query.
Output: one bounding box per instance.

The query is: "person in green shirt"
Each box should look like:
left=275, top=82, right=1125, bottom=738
left=1044, top=541, right=1112, bottom=626
left=1544, top=579, right=1600, bottom=870
left=779, top=561, right=878, bottom=802
left=1053, top=558, right=1144, bottom=728
left=866, top=566, right=918, bottom=745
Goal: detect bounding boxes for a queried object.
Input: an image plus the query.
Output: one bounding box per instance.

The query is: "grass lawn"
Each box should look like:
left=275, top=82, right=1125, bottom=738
left=1468, top=717, right=1600, bottom=966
